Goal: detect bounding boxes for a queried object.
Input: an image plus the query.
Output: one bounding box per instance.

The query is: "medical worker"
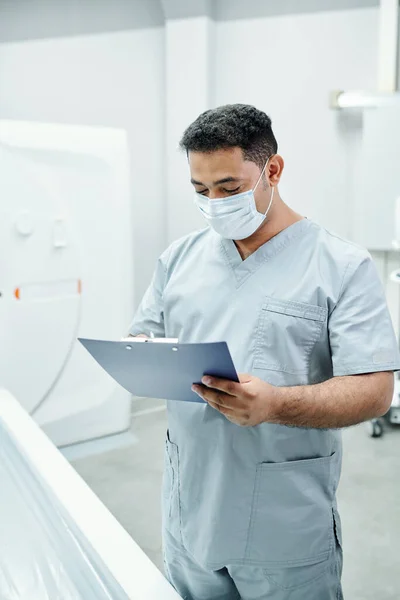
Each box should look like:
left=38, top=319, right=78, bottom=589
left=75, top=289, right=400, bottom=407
left=128, top=104, right=400, bottom=600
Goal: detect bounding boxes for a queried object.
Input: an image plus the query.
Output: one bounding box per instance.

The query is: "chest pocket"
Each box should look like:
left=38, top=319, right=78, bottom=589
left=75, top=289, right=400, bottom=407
left=254, top=297, right=327, bottom=374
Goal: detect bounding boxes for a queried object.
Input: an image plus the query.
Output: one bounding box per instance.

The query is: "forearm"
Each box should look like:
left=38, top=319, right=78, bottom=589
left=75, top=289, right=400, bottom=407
left=270, top=372, right=394, bottom=429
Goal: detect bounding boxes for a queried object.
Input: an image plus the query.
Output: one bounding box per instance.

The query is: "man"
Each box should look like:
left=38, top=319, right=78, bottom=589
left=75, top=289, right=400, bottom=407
left=128, top=104, right=399, bottom=600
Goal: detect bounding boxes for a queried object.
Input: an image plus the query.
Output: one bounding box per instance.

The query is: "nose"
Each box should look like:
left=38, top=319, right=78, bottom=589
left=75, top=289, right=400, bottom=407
left=208, top=191, right=226, bottom=200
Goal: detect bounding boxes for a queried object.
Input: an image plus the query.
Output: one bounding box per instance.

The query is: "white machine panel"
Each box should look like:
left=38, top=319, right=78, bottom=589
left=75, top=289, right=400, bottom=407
left=0, top=121, right=133, bottom=447
left=0, top=147, right=81, bottom=414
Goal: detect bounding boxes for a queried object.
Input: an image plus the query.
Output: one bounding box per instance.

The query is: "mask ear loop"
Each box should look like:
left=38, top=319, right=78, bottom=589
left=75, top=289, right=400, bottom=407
left=253, top=156, right=270, bottom=191
left=253, top=156, right=275, bottom=219
left=264, top=186, right=274, bottom=218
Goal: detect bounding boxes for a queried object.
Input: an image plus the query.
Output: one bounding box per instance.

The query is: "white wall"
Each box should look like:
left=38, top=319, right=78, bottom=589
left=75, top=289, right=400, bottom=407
left=213, top=6, right=400, bottom=334
left=164, top=16, right=216, bottom=244
left=1, top=4, right=398, bottom=335
left=370, top=250, right=400, bottom=341
left=214, top=7, right=378, bottom=239
left=0, top=27, right=165, bottom=309
left=0, top=0, right=163, bottom=41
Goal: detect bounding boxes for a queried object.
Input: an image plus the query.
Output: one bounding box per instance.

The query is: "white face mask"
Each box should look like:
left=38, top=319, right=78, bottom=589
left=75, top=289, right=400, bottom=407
left=194, top=158, right=274, bottom=240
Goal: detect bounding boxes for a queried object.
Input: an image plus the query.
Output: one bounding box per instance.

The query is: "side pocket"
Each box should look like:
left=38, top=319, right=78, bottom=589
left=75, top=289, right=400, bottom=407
left=162, top=430, right=182, bottom=542
left=162, top=439, right=173, bottom=499
left=332, top=507, right=343, bottom=551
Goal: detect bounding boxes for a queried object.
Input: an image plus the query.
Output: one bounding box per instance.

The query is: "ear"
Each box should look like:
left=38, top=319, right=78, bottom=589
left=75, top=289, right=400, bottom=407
left=268, top=155, right=284, bottom=186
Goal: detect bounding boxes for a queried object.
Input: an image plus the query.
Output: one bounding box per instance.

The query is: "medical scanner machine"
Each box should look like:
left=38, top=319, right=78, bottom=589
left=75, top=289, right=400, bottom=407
left=0, top=120, right=134, bottom=448
left=0, top=120, right=182, bottom=598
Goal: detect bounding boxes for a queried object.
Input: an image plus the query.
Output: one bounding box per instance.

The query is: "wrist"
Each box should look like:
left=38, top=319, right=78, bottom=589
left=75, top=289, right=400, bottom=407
left=264, top=383, right=286, bottom=424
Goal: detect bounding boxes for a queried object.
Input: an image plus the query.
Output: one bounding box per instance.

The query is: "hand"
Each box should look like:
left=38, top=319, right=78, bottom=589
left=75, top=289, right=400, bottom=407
left=192, top=374, right=279, bottom=427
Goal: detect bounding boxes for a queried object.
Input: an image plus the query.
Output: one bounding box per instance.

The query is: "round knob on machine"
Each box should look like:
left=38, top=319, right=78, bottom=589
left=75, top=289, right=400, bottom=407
left=15, top=210, right=34, bottom=237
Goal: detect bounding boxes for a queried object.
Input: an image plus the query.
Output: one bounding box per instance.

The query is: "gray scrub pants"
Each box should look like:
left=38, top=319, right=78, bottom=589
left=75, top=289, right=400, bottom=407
left=163, top=528, right=343, bottom=600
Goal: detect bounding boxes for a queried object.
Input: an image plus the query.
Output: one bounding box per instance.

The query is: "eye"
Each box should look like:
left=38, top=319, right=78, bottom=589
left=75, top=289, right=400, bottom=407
left=197, top=189, right=209, bottom=196
left=223, top=186, right=241, bottom=194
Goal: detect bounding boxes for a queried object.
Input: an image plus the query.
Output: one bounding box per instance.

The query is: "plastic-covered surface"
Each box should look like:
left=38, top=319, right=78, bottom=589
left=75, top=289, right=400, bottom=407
left=0, top=419, right=129, bottom=600
left=0, top=390, right=182, bottom=600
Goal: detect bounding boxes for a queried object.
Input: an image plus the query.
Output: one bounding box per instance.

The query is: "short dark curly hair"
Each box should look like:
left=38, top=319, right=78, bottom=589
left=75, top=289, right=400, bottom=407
left=179, top=104, right=278, bottom=168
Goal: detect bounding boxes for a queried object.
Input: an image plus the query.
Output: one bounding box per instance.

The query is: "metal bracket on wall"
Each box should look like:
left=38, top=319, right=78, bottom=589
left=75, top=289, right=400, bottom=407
left=330, top=0, right=400, bottom=109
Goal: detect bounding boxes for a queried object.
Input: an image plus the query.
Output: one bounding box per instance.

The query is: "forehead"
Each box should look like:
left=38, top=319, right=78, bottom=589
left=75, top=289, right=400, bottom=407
left=188, top=147, right=258, bottom=183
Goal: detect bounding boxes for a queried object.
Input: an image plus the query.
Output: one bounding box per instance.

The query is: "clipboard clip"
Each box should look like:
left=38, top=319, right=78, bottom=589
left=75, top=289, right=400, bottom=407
left=120, top=337, right=179, bottom=345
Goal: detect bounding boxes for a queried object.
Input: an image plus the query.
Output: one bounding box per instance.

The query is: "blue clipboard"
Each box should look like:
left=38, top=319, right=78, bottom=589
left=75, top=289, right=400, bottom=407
left=78, top=338, right=239, bottom=403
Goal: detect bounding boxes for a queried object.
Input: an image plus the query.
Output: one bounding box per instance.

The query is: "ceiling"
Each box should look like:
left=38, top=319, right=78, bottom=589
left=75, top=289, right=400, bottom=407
left=0, top=0, right=379, bottom=43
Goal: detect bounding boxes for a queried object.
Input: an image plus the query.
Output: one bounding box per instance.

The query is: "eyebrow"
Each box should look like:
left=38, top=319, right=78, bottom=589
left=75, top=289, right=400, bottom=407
left=190, top=176, right=242, bottom=186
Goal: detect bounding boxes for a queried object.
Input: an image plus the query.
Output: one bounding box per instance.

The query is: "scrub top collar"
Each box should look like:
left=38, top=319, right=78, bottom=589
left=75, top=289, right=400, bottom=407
left=219, top=218, right=312, bottom=287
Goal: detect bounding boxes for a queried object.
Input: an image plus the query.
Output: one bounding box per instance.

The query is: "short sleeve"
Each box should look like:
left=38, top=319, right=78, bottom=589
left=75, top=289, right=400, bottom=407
left=329, top=254, right=400, bottom=376
left=128, top=255, right=167, bottom=337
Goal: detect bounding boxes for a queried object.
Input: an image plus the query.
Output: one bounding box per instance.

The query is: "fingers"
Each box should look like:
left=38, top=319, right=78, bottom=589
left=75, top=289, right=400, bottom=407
left=192, top=384, right=221, bottom=403
left=207, top=399, right=236, bottom=418
left=192, top=373, right=256, bottom=427
left=192, top=383, right=250, bottom=426
left=200, top=376, right=241, bottom=396
left=192, top=374, right=252, bottom=406
left=192, top=384, right=238, bottom=409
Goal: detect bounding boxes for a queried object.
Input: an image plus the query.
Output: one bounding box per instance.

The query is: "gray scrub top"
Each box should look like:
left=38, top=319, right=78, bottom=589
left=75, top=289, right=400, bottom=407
left=129, top=219, right=400, bottom=570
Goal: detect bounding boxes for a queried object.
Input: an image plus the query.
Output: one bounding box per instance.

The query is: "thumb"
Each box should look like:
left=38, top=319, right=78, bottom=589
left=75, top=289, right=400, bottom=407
left=238, top=373, right=253, bottom=384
